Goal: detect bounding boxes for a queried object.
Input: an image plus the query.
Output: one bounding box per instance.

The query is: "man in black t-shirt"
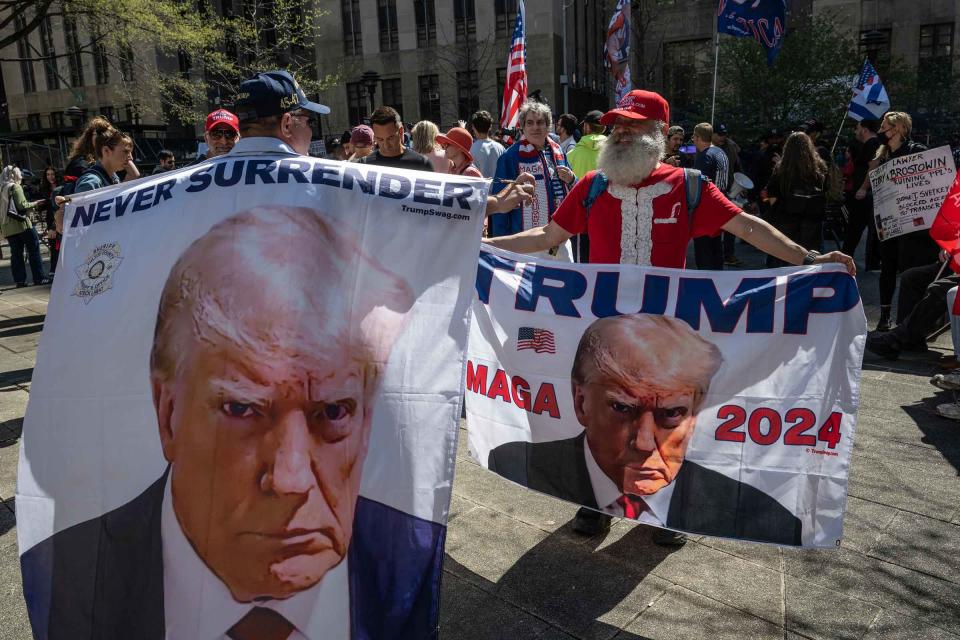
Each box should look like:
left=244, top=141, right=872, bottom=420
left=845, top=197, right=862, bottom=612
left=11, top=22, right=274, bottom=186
left=359, top=106, right=434, bottom=172
left=842, top=119, right=881, bottom=267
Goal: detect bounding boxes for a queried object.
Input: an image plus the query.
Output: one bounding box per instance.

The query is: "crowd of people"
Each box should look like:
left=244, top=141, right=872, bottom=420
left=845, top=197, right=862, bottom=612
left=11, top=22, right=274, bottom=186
left=1, top=67, right=957, bottom=421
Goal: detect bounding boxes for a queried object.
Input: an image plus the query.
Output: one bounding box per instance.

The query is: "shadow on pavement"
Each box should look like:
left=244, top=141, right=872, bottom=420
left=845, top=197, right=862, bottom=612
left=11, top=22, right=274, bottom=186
left=0, top=368, right=33, bottom=388
left=0, top=314, right=45, bottom=339
left=0, top=418, right=22, bottom=448
left=442, top=521, right=676, bottom=639
left=902, top=399, right=960, bottom=475
left=0, top=498, right=15, bottom=539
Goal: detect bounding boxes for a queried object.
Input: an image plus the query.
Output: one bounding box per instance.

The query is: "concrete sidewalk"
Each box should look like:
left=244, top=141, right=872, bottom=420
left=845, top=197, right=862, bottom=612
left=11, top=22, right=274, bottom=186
left=0, top=245, right=958, bottom=639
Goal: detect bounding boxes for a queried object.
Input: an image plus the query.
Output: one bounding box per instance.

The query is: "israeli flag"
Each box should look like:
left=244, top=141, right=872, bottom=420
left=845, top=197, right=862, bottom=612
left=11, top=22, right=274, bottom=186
left=848, top=60, right=890, bottom=121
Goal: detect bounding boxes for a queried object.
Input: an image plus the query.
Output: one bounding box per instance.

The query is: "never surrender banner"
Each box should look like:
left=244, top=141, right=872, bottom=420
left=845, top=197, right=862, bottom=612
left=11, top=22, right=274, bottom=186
left=17, top=153, right=488, bottom=639
left=870, top=145, right=957, bottom=241
left=467, top=248, right=865, bottom=548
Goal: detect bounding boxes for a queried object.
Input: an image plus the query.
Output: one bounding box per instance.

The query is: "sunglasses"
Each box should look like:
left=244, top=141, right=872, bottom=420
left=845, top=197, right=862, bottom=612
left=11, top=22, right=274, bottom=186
left=209, top=129, right=238, bottom=141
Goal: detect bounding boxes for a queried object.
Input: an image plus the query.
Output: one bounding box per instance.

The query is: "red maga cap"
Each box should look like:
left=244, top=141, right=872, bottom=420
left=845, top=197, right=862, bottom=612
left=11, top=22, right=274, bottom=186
left=600, top=90, right=670, bottom=126
left=205, top=109, right=240, bottom=133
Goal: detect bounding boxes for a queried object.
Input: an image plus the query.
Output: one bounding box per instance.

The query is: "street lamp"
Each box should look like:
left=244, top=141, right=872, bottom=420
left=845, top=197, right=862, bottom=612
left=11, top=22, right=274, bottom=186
left=361, top=70, right=380, bottom=115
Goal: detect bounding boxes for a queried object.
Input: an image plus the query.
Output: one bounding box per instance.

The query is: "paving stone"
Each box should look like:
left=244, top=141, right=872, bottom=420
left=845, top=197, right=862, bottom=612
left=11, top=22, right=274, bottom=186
left=439, top=571, right=550, bottom=640
left=0, top=389, right=28, bottom=426
left=623, top=584, right=783, bottom=640
left=649, top=540, right=784, bottom=625
left=782, top=546, right=960, bottom=635
left=591, top=520, right=692, bottom=576
left=861, top=610, right=960, bottom=639
left=838, top=495, right=899, bottom=555
left=447, top=493, right=477, bottom=523
left=846, top=440, right=959, bottom=522
left=495, top=534, right=672, bottom=638
left=444, top=505, right=548, bottom=592
left=783, top=573, right=880, bottom=640
left=452, top=460, right=580, bottom=534
left=0, top=543, right=30, bottom=639
left=868, top=511, right=960, bottom=584
left=693, top=535, right=784, bottom=572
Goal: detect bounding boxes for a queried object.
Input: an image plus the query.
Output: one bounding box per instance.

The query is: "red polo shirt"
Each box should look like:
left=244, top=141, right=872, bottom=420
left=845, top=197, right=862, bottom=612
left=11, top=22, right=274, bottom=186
left=552, top=165, right=742, bottom=268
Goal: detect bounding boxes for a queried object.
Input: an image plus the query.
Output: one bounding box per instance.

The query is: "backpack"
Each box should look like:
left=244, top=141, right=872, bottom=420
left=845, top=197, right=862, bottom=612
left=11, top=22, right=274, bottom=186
left=74, top=163, right=114, bottom=192
left=581, top=168, right=703, bottom=220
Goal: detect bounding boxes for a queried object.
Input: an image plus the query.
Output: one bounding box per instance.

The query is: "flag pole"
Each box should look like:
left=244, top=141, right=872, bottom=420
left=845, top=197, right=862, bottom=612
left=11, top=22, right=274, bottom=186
left=710, top=10, right=720, bottom=125
left=829, top=108, right=847, bottom=159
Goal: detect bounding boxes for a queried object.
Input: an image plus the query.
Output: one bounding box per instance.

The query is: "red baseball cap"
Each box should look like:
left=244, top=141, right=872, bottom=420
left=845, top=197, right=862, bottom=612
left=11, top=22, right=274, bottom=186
left=600, top=90, right=670, bottom=126
left=205, top=109, right=240, bottom=133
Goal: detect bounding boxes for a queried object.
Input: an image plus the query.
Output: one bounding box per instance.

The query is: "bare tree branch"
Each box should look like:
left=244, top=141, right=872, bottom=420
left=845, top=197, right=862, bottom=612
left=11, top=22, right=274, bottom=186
left=0, top=0, right=55, bottom=49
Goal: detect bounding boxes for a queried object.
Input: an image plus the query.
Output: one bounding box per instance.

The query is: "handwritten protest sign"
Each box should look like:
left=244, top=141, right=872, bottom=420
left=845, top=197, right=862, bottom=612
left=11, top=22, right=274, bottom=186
left=870, top=145, right=957, bottom=240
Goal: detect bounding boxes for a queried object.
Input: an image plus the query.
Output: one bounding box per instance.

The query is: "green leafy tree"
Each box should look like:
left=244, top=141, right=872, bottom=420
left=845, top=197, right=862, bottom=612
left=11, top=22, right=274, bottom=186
left=1, top=0, right=337, bottom=126
left=714, top=12, right=860, bottom=141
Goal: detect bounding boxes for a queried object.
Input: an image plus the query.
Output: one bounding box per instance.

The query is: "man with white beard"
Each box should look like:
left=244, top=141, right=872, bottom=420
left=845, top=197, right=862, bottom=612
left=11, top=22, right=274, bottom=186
left=484, top=89, right=855, bottom=543
left=485, top=90, right=855, bottom=272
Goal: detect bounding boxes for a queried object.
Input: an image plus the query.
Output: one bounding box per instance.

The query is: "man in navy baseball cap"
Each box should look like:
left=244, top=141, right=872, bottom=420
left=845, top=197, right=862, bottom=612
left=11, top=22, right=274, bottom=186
left=232, top=70, right=329, bottom=155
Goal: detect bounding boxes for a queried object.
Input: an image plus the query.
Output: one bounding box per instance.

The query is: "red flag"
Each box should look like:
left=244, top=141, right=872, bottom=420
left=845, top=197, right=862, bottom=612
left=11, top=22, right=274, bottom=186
left=929, top=174, right=960, bottom=275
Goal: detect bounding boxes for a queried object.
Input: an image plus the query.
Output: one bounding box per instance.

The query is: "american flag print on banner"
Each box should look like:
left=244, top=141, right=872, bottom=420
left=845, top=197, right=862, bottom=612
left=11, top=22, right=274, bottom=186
left=847, top=59, right=890, bottom=122
left=517, top=326, right=556, bottom=354
left=500, top=0, right=527, bottom=131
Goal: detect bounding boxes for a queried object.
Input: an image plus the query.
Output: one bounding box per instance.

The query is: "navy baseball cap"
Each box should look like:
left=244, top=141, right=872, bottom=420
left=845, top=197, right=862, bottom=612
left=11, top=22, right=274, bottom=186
left=234, top=70, right=330, bottom=122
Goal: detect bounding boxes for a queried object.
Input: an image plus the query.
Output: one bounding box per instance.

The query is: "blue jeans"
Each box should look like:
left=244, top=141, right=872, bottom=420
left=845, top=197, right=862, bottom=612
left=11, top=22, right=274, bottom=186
left=7, top=227, right=45, bottom=285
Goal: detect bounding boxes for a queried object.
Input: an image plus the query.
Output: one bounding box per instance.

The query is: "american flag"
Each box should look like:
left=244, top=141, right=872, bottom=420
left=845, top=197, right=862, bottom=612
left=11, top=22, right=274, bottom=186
left=500, top=0, right=527, bottom=131
left=517, top=326, right=555, bottom=354
left=847, top=59, right=890, bottom=122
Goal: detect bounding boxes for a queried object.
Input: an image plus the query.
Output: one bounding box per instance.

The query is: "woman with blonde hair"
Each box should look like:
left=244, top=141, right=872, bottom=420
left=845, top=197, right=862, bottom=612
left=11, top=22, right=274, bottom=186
left=0, top=166, right=48, bottom=287
left=870, top=111, right=936, bottom=331
left=410, top=120, right=450, bottom=173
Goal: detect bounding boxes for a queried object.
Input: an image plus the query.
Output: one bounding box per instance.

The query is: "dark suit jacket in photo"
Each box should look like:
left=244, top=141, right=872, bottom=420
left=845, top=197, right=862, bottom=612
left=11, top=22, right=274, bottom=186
left=20, top=472, right=446, bottom=640
left=488, top=433, right=803, bottom=546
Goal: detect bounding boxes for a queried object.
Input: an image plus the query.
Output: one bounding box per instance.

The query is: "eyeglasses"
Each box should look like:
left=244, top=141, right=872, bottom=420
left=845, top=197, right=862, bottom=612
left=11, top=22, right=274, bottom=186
left=209, top=129, right=238, bottom=141
left=289, top=111, right=317, bottom=127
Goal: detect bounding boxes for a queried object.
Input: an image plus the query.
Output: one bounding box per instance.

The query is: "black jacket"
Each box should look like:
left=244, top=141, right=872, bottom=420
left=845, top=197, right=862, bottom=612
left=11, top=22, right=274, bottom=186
left=488, top=433, right=803, bottom=545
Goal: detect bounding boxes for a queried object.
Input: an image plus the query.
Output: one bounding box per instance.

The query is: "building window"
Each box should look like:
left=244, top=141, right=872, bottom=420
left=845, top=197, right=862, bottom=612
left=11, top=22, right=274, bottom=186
left=342, top=0, right=362, bottom=56
left=381, top=78, right=403, bottom=117
left=14, top=15, right=36, bottom=93
left=64, top=17, right=84, bottom=87
left=454, top=0, right=476, bottom=43
left=859, top=29, right=891, bottom=74
left=50, top=112, right=64, bottom=129
left=418, top=74, right=441, bottom=124
left=456, top=69, right=479, bottom=120
left=93, top=38, right=110, bottom=85
left=494, top=0, right=518, bottom=38
left=919, top=23, right=954, bottom=60
left=178, top=49, right=192, bottom=77
left=662, top=39, right=712, bottom=115
left=100, top=106, right=115, bottom=122
left=346, top=81, right=367, bottom=126
left=414, top=0, right=436, bottom=48
left=378, top=0, right=398, bottom=52
left=26, top=114, right=42, bottom=130
left=39, top=17, right=59, bottom=90
left=119, top=44, right=135, bottom=82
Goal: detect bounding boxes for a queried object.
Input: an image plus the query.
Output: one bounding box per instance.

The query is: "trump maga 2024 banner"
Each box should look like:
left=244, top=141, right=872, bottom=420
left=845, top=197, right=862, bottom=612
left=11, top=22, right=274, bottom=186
left=467, top=247, right=865, bottom=548
left=17, top=150, right=488, bottom=639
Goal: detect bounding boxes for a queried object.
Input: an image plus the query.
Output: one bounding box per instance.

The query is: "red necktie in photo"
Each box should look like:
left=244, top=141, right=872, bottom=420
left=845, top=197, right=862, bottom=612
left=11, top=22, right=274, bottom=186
left=617, top=494, right=647, bottom=519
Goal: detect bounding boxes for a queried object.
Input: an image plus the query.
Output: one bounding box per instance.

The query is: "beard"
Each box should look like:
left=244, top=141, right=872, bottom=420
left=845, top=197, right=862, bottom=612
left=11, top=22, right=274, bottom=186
left=597, top=128, right=666, bottom=186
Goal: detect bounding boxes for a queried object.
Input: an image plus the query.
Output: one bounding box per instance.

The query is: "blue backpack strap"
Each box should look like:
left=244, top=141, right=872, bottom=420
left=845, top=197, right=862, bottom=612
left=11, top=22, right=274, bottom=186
left=581, top=171, right=609, bottom=220
left=683, top=168, right=703, bottom=215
